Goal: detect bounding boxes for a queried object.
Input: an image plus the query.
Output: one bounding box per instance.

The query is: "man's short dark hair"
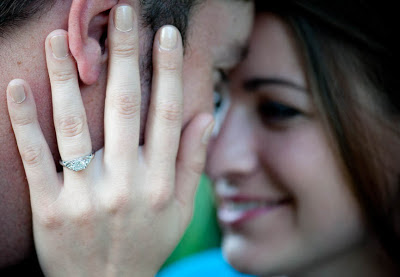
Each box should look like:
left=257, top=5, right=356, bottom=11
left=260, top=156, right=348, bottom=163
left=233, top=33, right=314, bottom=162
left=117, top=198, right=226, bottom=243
left=0, top=0, right=55, bottom=36
left=141, top=0, right=202, bottom=47
left=0, top=0, right=201, bottom=44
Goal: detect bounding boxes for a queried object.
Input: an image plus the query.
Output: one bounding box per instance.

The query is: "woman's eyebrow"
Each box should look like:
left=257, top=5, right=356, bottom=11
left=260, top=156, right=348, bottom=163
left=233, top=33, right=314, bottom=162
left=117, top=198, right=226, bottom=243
left=243, top=77, right=307, bottom=93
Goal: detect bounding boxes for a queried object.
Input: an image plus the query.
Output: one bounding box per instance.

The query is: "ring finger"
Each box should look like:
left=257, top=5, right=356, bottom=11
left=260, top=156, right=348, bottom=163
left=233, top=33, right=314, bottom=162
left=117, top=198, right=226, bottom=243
left=45, top=30, right=93, bottom=178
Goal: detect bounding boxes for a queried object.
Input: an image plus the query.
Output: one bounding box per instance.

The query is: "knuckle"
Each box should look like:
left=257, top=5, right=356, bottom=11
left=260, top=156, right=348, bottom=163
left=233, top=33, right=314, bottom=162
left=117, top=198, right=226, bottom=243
left=183, top=154, right=206, bottom=176
left=34, top=208, right=63, bottom=230
left=11, top=111, right=35, bottom=127
left=101, top=189, right=131, bottom=215
left=189, top=159, right=206, bottom=176
left=111, top=93, right=141, bottom=119
left=111, top=42, right=137, bottom=58
left=158, top=60, right=180, bottom=73
left=56, top=114, right=86, bottom=138
left=148, top=185, right=173, bottom=212
left=52, top=69, right=76, bottom=84
left=156, top=101, right=182, bottom=123
left=21, top=144, right=44, bottom=167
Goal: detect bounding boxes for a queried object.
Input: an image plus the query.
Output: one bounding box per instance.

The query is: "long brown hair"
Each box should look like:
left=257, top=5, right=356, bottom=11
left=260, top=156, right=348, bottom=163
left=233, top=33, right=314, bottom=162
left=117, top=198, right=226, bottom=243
left=256, top=0, right=400, bottom=269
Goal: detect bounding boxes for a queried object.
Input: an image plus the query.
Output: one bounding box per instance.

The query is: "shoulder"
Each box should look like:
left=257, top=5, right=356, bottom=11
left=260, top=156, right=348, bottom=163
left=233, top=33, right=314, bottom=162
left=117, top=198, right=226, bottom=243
left=157, top=248, right=255, bottom=277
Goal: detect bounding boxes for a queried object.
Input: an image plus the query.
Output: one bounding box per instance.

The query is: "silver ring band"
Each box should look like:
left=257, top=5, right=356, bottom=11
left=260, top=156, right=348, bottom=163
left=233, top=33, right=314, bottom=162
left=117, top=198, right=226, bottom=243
left=59, top=152, right=95, bottom=172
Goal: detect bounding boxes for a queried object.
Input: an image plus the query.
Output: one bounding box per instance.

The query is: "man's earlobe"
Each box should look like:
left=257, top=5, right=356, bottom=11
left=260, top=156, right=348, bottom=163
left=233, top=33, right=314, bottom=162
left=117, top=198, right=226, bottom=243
left=68, top=0, right=118, bottom=85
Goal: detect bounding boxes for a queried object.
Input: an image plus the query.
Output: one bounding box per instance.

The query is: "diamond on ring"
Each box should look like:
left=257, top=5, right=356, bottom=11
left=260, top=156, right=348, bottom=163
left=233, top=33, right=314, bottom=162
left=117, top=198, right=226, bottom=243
left=59, top=152, right=95, bottom=172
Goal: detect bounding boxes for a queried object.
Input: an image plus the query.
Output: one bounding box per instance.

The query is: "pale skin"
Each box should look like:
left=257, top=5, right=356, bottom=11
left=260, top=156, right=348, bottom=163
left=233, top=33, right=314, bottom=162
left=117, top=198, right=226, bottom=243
left=7, top=4, right=214, bottom=276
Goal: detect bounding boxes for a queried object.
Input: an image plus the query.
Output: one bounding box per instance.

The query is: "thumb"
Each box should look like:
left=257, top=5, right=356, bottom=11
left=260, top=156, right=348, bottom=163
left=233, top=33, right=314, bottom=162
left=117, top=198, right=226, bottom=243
left=175, top=113, right=214, bottom=211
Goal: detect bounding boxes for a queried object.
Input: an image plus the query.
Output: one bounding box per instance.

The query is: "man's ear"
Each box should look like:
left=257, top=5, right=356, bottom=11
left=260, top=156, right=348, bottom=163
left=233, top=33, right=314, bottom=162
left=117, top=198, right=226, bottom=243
left=68, top=0, right=118, bottom=85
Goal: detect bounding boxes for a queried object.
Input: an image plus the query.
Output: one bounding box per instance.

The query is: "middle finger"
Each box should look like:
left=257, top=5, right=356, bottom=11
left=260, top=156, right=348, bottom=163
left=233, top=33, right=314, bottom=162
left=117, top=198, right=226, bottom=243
left=104, top=4, right=141, bottom=165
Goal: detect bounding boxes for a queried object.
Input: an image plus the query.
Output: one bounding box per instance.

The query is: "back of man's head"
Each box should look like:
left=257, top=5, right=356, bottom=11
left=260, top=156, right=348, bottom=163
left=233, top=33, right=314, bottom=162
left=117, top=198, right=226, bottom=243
left=0, top=0, right=203, bottom=268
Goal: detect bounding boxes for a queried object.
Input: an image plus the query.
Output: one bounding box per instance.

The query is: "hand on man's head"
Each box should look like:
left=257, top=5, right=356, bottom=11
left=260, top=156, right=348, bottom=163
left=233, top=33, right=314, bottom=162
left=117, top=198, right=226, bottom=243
left=0, top=0, right=254, bottom=269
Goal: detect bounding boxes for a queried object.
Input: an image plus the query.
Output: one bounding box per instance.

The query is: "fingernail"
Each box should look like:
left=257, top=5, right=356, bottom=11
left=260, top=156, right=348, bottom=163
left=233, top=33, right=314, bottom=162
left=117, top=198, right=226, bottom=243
left=202, top=121, right=215, bottom=145
left=159, top=26, right=178, bottom=50
left=115, top=5, right=134, bottom=32
left=50, top=35, right=69, bottom=59
left=9, top=84, right=26, bottom=104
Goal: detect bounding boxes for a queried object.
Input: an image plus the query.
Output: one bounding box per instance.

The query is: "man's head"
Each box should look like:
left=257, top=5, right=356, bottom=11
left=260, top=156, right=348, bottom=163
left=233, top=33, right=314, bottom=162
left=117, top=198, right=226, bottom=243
left=0, top=0, right=253, bottom=268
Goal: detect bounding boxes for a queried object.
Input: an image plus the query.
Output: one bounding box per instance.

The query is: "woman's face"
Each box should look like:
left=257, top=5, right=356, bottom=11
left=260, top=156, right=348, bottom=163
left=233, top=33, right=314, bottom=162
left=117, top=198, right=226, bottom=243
left=206, top=13, right=366, bottom=276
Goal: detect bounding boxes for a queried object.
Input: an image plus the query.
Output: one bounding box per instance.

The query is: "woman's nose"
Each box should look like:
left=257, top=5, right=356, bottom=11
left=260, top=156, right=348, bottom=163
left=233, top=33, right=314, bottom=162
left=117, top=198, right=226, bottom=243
left=206, top=105, right=258, bottom=180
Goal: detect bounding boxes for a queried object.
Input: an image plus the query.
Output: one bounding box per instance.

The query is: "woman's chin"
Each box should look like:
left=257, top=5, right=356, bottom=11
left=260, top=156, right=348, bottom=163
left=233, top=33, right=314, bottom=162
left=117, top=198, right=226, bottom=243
left=221, top=234, right=283, bottom=276
left=221, top=232, right=311, bottom=277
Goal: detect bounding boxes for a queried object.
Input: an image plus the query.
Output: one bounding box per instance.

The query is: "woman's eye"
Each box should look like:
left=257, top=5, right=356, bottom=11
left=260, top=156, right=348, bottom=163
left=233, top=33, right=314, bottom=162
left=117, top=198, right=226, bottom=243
left=212, top=70, right=231, bottom=136
left=213, top=69, right=229, bottom=113
left=214, top=90, right=224, bottom=111
left=258, top=101, right=300, bottom=122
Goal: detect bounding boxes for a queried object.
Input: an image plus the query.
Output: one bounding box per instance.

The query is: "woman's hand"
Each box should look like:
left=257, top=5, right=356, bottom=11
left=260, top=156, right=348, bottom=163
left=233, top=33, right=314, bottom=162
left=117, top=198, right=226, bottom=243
left=6, top=4, right=214, bottom=277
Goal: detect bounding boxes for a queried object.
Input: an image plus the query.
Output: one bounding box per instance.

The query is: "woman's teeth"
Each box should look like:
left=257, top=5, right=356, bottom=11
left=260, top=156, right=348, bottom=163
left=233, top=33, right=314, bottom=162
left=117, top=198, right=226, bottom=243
left=224, top=200, right=280, bottom=211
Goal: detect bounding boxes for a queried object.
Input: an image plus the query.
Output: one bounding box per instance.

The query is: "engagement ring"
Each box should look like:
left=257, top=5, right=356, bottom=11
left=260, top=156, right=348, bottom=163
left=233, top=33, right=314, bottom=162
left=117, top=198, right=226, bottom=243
left=59, top=152, right=95, bottom=172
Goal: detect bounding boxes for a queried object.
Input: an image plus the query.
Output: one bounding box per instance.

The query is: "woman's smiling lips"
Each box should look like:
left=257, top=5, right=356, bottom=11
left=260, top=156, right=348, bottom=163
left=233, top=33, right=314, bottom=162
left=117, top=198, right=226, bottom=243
left=217, top=196, right=291, bottom=226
